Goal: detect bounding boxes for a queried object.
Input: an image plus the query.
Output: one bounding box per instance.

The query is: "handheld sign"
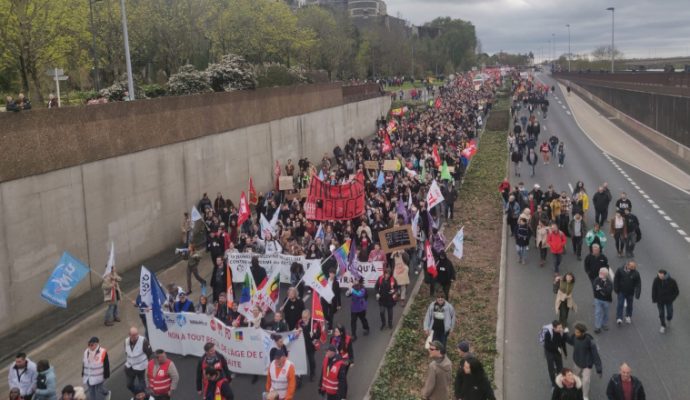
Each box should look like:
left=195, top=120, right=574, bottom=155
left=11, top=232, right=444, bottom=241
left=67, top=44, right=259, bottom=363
left=364, top=160, right=379, bottom=170
left=378, top=225, right=417, bottom=253
left=279, top=176, right=294, bottom=191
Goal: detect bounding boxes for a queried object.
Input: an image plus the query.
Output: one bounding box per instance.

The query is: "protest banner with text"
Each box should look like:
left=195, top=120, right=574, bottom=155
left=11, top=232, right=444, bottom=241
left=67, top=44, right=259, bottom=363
left=304, top=172, right=365, bottom=221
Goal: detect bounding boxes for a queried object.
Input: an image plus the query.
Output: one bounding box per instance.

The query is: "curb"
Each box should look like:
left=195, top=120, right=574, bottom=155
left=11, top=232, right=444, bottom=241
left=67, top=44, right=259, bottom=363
left=493, top=156, right=510, bottom=400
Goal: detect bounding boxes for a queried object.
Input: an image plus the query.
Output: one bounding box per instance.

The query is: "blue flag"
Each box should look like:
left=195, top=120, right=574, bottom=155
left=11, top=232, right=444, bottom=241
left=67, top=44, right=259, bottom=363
left=318, top=169, right=325, bottom=181
left=376, top=171, right=385, bottom=189
left=41, top=252, right=90, bottom=308
left=140, top=266, right=168, bottom=332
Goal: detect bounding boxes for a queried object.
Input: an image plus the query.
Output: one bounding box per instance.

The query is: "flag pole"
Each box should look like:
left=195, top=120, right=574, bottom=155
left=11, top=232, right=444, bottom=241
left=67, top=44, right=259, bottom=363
left=279, top=252, right=335, bottom=310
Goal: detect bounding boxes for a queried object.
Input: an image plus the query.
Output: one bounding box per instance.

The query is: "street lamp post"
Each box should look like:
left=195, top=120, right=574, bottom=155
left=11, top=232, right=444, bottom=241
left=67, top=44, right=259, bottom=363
left=120, top=0, right=135, bottom=100
left=566, top=24, right=571, bottom=72
left=88, top=0, right=101, bottom=91
left=551, top=33, right=555, bottom=63
left=606, top=7, right=615, bottom=73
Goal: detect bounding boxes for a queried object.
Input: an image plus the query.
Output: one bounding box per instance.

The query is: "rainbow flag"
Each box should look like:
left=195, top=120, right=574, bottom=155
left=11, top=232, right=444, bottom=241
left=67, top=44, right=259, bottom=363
left=238, top=272, right=256, bottom=318
left=333, top=240, right=351, bottom=277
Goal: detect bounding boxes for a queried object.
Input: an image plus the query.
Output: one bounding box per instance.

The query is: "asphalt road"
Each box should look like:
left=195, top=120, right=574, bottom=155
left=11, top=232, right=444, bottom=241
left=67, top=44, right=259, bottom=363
left=109, top=271, right=422, bottom=400
left=503, top=72, right=690, bottom=399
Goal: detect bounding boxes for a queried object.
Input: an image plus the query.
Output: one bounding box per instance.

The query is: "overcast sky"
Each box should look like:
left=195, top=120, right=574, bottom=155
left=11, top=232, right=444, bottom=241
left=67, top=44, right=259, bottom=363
left=386, top=0, right=690, bottom=60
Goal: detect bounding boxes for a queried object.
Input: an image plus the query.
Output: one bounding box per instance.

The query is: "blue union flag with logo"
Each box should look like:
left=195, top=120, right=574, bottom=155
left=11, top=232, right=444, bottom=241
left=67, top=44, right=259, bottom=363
left=41, top=251, right=90, bottom=308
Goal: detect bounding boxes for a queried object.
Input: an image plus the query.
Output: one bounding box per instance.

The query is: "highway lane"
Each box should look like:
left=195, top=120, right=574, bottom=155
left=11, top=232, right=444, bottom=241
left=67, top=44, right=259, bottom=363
left=503, top=72, right=690, bottom=400
left=108, top=273, right=420, bottom=400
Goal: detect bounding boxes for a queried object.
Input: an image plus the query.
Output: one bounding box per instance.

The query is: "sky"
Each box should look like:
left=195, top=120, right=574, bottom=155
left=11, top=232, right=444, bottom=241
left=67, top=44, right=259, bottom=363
left=386, top=0, right=690, bottom=60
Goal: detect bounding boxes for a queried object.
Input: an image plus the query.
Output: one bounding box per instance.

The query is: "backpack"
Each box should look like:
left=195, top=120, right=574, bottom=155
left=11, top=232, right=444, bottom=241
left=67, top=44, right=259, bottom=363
left=538, top=324, right=552, bottom=344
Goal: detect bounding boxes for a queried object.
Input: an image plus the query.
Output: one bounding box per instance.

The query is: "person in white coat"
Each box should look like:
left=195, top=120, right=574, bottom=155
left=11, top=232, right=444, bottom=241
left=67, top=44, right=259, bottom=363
left=81, top=337, right=110, bottom=400
left=124, top=327, right=152, bottom=395
left=7, top=352, right=37, bottom=399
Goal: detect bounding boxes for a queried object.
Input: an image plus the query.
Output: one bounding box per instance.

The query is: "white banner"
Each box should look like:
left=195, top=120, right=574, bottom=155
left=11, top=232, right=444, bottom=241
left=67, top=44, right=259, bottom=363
left=339, top=261, right=385, bottom=289
left=226, top=253, right=306, bottom=284
left=146, top=312, right=308, bottom=376
left=426, top=180, right=445, bottom=210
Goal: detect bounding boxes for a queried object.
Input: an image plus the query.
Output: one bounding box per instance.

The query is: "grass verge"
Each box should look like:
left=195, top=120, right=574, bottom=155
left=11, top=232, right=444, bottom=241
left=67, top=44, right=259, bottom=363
left=370, top=97, right=509, bottom=400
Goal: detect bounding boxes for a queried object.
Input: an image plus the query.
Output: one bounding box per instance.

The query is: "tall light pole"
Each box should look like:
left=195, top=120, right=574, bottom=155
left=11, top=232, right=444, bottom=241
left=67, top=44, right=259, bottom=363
left=88, top=0, right=102, bottom=91
left=606, top=7, right=615, bottom=73
left=565, top=24, right=571, bottom=72
left=551, top=33, right=555, bottom=62
left=120, top=0, right=135, bottom=100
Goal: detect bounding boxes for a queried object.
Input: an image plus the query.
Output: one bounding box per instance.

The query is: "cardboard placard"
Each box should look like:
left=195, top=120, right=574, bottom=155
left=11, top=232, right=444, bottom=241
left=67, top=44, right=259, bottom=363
left=364, top=160, right=379, bottom=170
left=300, top=188, right=309, bottom=198
left=279, top=176, right=294, bottom=191
left=285, top=192, right=301, bottom=201
left=448, top=166, right=455, bottom=173
left=383, top=160, right=400, bottom=171
left=378, top=225, right=417, bottom=253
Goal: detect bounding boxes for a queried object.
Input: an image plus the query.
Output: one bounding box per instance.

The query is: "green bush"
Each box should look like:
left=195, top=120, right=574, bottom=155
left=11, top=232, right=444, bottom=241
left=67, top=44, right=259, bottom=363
left=141, top=84, right=167, bottom=98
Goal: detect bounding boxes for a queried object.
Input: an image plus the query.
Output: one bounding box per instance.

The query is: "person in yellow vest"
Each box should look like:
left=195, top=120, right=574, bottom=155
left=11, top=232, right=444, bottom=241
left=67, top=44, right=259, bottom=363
left=202, top=367, right=234, bottom=400
left=319, top=345, right=348, bottom=400
left=265, top=349, right=296, bottom=400
left=81, top=337, right=110, bottom=400
left=146, top=350, right=179, bottom=400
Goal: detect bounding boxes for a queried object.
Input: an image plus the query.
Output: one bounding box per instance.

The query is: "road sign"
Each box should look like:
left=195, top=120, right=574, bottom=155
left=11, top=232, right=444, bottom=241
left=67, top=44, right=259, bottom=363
left=46, top=68, right=64, bottom=76
left=54, top=76, right=69, bottom=81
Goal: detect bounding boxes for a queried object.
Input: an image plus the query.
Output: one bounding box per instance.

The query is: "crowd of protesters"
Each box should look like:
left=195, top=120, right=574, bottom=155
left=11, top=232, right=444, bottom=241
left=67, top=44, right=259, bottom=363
left=505, top=71, right=677, bottom=400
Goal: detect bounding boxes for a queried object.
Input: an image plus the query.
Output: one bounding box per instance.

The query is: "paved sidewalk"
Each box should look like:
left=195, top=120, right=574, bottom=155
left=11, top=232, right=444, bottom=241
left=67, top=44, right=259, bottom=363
left=559, top=83, right=690, bottom=194
left=0, top=254, right=213, bottom=394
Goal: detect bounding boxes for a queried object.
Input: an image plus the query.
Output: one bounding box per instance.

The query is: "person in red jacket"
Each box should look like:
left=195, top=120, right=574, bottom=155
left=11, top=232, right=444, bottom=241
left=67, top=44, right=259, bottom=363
left=319, top=346, right=348, bottom=400
left=547, top=223, right=567, bottom=274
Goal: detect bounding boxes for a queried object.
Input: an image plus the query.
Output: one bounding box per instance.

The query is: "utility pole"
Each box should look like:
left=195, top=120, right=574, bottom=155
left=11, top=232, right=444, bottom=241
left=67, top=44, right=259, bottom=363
left=88, top=0, right=101, bottom=91
left=120, top=0, right=135, bottom=100
left=551, top=33, right=555, bottom=63
left=607, top=7, right=615, bottom=73
left=566, top=24, right=571, bottom=72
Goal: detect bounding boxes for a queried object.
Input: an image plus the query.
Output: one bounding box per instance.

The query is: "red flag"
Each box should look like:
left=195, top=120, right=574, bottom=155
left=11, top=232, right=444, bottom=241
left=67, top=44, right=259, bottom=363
left=425, top=240, right=437, bottom=278
left=311, top=291, right=327, bottom=344
left=432, top=144, right=442, bottom=168
left=382, top=133, right=393, bottom=154
left=226, top=263, right=234, bottom=309
left=434, top=98, right=442, bottom=109
left=237, top=191, right=250, bottom=227
left=274, top=160, right=281, bottom=191
left=248, top=177, right=258, bottom=205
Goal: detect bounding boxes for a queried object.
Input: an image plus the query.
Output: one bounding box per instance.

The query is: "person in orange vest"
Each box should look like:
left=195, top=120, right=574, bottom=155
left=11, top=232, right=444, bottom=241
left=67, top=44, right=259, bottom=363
left=146, top=350, right=179, bottom=400
left=265, top=349, right=296, bottom=400
left=202, top=367, right=234, bottom=400
left=319, top=345, right=348, bottom=400
left=547, top=223, right=567, bottom=274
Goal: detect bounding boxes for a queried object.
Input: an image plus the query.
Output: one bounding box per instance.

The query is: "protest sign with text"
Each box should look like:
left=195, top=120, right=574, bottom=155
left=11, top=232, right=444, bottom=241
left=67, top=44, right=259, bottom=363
left=304, top=172, right=365, bottom=221
left=339, top=261, right=384, bottom=289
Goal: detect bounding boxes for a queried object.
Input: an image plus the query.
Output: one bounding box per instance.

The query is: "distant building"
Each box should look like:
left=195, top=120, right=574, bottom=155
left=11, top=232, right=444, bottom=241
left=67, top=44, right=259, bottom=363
left=299, top=0, right=348, bottom=11
left=348, top=0, right=387, bottom=18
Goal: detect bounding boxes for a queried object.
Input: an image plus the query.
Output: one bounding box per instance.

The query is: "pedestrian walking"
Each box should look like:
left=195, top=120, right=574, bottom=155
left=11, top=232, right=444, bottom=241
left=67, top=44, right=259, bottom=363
left=585, top=224, right=607, bottom=253
left=614, top=192, right=632, bottom=213
left=34, top=360, right=57, bottom=400
left=124, top=327, right=152, bottom=395
left=592, top=186, right=611, bottom=226
left=583, top=244, right=608, bottom=283
left=623, top=209, right=641, bottom=258
left=265, top=349, right=296, bottom=400
left=569, top=213, right=587, bottom=260
left=102, top=266, right=122, bottom=326
left=374, top=268, right=398, bottom=330
left=319, top=345, right=348, bottom=400
left=423, top=292, right=456, bottom=348
left=540, top=320, right=567, bottom=387
left=547, top=223, right=567, bottom=273
left=610, top=211, right=627, bottom=258
left=511, top=148, right=523, bottom=177
left=592, top=268, right=613, bottom=334
left=516, top=217, right=532, bottom=264
left=527, top=148, right=539, bottom=177
left=435, top=252, right=456, bottom=299
left=564, top=323, right=602, bottom=400
left=551, top=368, right=584, bottom=400
left=392, top=250, right=410, bottom=304
left=196, top=342, right=231, bottom=396
left=549, top=135, right=559, bottom=159
left=185, top=245, right=206, bottom=295
left=554, top=272, right=577, bottom=327
left=282, top=287, right=305, bottom=331
left=346, top=277, right=370, bottom=339
left=82, top=337, right=110, bottom=400
left=651, top=269, right=679, bottom=333
left=614, top=261, right=641, bottom=325
left=329, top=325, right=355, bottom=366
left=536, top=219, right=550, bottom=267
left=422, top=341, right=452, bottom=400
left=297, top=310, right=319, bottom=382
left=8, top=352, right=37, bottom=400
left=505, top=195, right=522, bottom=237
left=454, top=357, right=495, bottom=400
left=146, top=350, right=179, bottom=400
left=557, top=142, right=566, bottom=167
left=540, top=141, right=551, bottom=164
left=202, top=367, right=233, bottom=400
left=606, top=363, right=645, bottom=400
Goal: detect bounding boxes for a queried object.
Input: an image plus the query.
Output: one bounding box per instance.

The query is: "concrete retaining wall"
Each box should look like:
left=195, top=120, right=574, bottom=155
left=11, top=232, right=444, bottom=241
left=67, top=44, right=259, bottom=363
left=0, top=95, right=391, bottom=336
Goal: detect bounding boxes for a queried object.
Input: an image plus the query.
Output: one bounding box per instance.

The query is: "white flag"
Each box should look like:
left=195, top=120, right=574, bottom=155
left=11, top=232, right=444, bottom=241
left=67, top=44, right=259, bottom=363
left=411, top=210, right=420, bottom=238
left=140, top=266, right=154, bottom=307
left=103, top=242, right=115, bottom=278
left=303, top=260, right=334, bottom=303
left=426, top=180, right=445, bottom=210
left=191, top=206, right=203, bottom=222
left=269, top=207, right=281, bottom=229
left=452, top=227, right=464, bottom=259
left=260, top=213, right=276, bottom=238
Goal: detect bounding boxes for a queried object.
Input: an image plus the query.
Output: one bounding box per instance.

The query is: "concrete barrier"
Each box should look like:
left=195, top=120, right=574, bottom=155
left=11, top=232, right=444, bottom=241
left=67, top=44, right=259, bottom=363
left=0, top=94, right=391, bottom=336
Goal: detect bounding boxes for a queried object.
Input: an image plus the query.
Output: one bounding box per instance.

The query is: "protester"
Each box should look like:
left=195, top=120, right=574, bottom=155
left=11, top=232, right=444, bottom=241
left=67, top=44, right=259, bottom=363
left=564, top=323, right=602, bottom=400
left=102, top=266, right=122, bottom=326
left=454, top=357, right=495, bottom=400
left=196, top=342, right=231, bottom=396
left=185, top=244, right=206, bottom=295
left=346, top=277, right=370, bottom=339
left=541, top=320, right=567, bottom=387
left=392, top=250, right=411, bottom=304
left=435, top=252, right=456, bottom=298
left=146, top=350, right=179, bottom=400
left=330, top=325, right=354, bottom=366
left=82, top=337, right=110, bottom=400
left=421, top=340, right=452, bottom=400
left=547, top=223, right=567, bottom=274
left=551, top=368, right=584, bottom=400
left=7, top=353, right=37, bottom=400
left=124, top=327, right=153, bottom=395
left=265, top=349, right=296, bottom=400
left=296, top=310, right=319, bottom=382
left=651, top=269, right=679, bottom=333
left=585, top=224, right=607, bottom=253
left=583, top=244, right=608, bottom=283
left=196, top=295, right=215, bottom=316
left=554, top=272, right=577, bottom=327
left=319, top=345, right=347, bottom=400
left=613, top=261, right=642, bottom=325
left=375, top=268, right=398, bottom=330
left=592, top=268, right=613, bottom=334
left=202, top=367, right=233, bottom=400
left=269, top=311, right=289, bottom=333
left=423, top=291, right=456, bottom=348
left=173, top=292, right=195, bottom=312
left=605, top=363, right=645, bottom=400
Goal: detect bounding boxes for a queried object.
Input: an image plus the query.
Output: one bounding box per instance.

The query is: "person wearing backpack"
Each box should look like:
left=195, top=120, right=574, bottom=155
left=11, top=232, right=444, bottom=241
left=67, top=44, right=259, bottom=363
left=540, top=320, right=567, bottom=387
left=374, top=268, right=398, bottom=330
left=564, top=323, right=602, bottom=400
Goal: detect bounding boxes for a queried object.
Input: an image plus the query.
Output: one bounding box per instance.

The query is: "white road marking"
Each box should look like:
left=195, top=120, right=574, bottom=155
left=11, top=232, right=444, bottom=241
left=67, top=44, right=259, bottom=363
left=643, top=194, right=650, bottom=199
left=633, top=185, right=640, bottom=190
left=558, top=100, right=562, bottom=104
left=568, top=183, right=574, bottom=193
left=686, top=237, right=690, bottom=243
left=648, top=199, right=655, bottom=204
left=652, top=204, right=660, bottom=209
left=638, top=190, right=645, bottom=194
left=566, top=111, right=572, bottom=116
left=671, top=222, right=679, bottom=228
left=678, top=229, right=688, bottom=236
left=562, top=105, right=567, bottom=109
left=664, top=216, right=672, bottom=221
left=658, top=210, right=666, bottom=215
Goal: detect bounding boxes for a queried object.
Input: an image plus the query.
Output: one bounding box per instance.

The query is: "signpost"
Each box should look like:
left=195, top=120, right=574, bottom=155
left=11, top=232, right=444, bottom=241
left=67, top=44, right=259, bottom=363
left=46, top=68, right=69, bottom=107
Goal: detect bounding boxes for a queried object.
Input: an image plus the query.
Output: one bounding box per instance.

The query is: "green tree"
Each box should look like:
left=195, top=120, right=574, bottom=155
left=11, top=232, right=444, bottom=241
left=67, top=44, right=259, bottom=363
left=296, top=6, right=354, bottom=80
